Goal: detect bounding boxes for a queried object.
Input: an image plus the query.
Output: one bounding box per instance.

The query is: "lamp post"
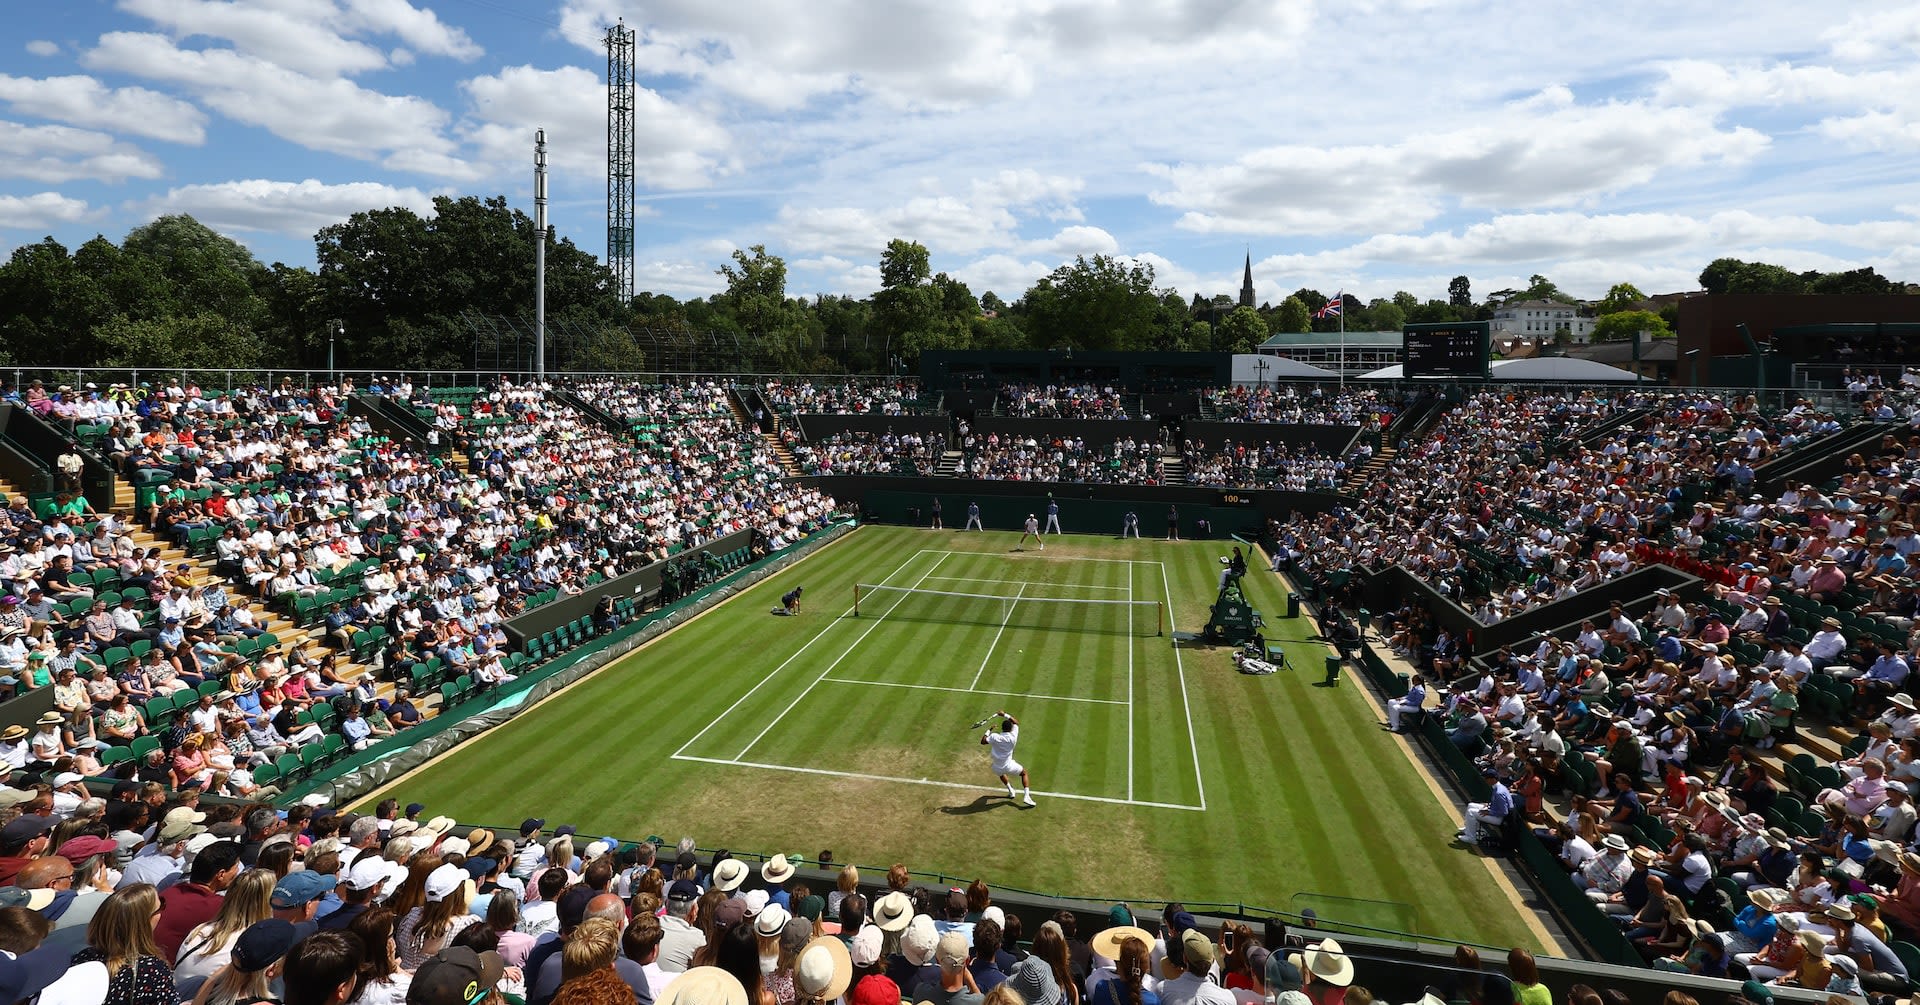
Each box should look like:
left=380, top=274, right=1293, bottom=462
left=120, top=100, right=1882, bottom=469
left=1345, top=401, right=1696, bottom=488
left=1253, top=357, right=1270, bottom=390
left=329, top=319, right=342, bottom=381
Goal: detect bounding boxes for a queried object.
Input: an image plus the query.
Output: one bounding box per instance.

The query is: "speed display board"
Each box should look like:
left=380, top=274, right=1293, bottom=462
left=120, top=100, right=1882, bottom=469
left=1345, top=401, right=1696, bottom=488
left=1402, top=322, right=1490, bottom=379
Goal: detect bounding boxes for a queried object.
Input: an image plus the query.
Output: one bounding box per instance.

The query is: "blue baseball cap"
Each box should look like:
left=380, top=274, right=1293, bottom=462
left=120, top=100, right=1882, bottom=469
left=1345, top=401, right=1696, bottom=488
left=270, top=870, right=335, bottom=908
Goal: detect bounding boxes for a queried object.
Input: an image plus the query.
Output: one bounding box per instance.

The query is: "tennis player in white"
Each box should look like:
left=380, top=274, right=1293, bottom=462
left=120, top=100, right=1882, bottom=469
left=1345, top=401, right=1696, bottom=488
left=982, top=711, right=1034, bottom=805
left=1019, top=514, right=1044, bottom=550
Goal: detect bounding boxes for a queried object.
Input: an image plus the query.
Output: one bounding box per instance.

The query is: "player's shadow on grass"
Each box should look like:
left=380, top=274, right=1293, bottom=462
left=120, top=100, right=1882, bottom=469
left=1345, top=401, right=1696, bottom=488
left=938, top=795, right=1020, bottom=815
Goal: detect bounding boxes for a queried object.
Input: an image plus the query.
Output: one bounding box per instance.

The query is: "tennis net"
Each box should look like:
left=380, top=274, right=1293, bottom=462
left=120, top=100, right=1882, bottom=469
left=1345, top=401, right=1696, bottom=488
left=853, top=584, right=1162, bottom=637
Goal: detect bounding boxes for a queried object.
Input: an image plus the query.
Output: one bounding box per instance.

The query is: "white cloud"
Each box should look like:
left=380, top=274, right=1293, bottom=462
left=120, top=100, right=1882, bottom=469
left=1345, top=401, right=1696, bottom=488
left=0, top=120, right=165, bottom=182
left=558, top=0, right=1312, bottom=109
left=119, top=0, right=391, bottom=77
left=341, top=0, right=482, bottom=60
left=0, top=74, right=208, bottom=144
left=0, top=192, right=95, bottom=230
left=1017, top=226, right=1119, bottom=259
left=459, top=64, right=730, bottom=189
left=632, top=258, right=727, bottom=299
left=25, top=40, right=59, bottom=57
left=128, top=178, right=436, bottom=235
left=1150, top=87, right=1769, bottom=236
left=85, top=31, right=473, bottom=179
left=1822, top=6, right=1920, bottom=62
left=770, top=169, right=1086, bottom=260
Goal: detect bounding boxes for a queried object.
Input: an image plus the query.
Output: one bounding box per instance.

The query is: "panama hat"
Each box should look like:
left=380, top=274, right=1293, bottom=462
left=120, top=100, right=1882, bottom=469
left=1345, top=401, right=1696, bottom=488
left=1090, top=925, right=1154, bottom=962
left=871, top=890, right=913, bottom=932
left=712, top=858, right=748, bottom=892
left=1303, top=939, right=1354, bottom=988
left=795, top=936, right=852, bottom=1002
left=761, top=854, right=795, bottom=885
left=660, top=967, right=748, bottom=1005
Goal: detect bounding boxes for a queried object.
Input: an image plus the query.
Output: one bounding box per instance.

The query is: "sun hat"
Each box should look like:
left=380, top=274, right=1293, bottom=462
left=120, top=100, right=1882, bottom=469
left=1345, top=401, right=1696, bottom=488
left=1823, top=901, right=1856, bottom=922
left=34, top=712, right=62, bottom=726
left=1303, top=938, right=1354, bottom=988
left=1602, top=835, right=1629, bottom=852
left=1090, top=925, right=1154, bottom=961
left=900, top=914, right=938, bottom=966
left=871, top=891, right=913, bottom=932
left=761, top=853, right=796, bottom=885
left=754, top=904, right=792, bottom=939
left=712, top=858, right=748, bottom=893
left=1746, top=888, right=1787, bottom=911
left=848, top=924, right=884, bottom=968
left=796, top=936, right=853, bottom=1001
left=1006, top=957, right=1061, bottom=1005
left=466, top=829, right=495, bottom=856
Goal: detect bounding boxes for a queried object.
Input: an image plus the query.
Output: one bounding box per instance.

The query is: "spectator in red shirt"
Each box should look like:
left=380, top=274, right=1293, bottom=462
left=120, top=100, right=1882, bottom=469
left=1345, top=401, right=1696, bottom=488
left=155, top=839, right=243, bottom=962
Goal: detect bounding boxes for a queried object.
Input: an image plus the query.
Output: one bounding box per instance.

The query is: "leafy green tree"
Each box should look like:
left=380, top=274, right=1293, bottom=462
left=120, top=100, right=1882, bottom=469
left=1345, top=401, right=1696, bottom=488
left=1406, top=299, right=1460, bottom=325
left=1370, top=301, right=1406, bottom=333
left=1699, top=257, right=1811, bottom=295
left=93, top=312, right=268, bottom=369
left=1521, top=274, right=1564, bottom=302
left=1183, top=320, right=1211, bottom=352
left=1217, top=305, right=1269, bottom=353
left=1447, top=275, right=1472, bottom=310
left=1590, top=309, right=1671, bottom=343
left=1595, top=282, right=1646, bottom=315
left=1811, top=267, right=1898, bottom=295
left=1274, top=296, right=1312, bottom=334
left=1392, top=290, right=1418, bottom=314
left=1016, top=254, right=1162, bottom=351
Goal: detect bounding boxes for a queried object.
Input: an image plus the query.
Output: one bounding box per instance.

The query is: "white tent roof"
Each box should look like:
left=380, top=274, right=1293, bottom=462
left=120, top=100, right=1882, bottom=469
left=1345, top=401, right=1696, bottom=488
left=1356, top=357, right=1643, bottom=382
left=1231, top=354, right=1342, bottom=382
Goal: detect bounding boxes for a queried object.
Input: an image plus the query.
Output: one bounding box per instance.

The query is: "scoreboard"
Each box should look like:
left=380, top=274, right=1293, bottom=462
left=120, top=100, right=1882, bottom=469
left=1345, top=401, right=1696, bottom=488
left=1402, top=322, right=1490, bottom=379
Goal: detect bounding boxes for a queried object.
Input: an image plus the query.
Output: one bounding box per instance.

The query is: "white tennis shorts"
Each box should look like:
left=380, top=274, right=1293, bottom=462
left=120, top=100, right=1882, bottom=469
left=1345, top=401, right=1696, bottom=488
left=993, top=759, right=1023, bottom=776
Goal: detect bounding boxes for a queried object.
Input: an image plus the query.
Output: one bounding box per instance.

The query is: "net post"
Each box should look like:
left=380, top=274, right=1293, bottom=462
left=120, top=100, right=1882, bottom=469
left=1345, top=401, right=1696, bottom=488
left=1158, top=601, right=1165, bottom=636
left=854, top=584, right=861, bottom=618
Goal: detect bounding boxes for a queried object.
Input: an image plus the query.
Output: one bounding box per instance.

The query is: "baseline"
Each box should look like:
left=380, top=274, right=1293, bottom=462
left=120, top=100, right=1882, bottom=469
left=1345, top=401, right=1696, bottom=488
left=921, top=576, right=1131, bottom=592
left=818, top=676, right=1127, bottom=706
left=669, top=753, right=1204, bottom=812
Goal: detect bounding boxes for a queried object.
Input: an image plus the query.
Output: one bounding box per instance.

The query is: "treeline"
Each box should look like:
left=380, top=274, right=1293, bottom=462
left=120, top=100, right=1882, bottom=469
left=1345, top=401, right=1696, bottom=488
left=0, top=197, right=1909, bottom=373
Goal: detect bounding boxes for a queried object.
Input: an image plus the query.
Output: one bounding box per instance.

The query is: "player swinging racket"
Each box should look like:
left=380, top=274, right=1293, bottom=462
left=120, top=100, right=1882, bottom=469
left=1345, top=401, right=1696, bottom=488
left=1019, top=513, right=1044, bottom=550
left=981, top=711, right=1034, bottom=806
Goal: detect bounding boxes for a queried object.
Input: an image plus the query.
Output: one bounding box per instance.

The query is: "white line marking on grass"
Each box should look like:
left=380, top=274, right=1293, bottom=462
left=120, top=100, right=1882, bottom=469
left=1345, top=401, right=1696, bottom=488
left=935, top=550, right=1142, bottom=565
left=1160, top=561, right=1207, bottom=812
left=669, top=754, right=1203, bottom=811
left=673, top=548, right=933, bottom=759
left=967, top=582, right=1026, bottom=690
left=922, top=576, right=1130, bottom=592
left=1127, top=560, right=1134, bottom=802
left=820, top=677, right=1127, bottom=705
left=733, top=552, right=951, bottom=759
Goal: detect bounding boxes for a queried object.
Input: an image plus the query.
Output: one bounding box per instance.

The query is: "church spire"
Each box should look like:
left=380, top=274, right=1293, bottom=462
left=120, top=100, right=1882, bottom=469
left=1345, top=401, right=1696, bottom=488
left=1238, top=249, right=1255, bottom=308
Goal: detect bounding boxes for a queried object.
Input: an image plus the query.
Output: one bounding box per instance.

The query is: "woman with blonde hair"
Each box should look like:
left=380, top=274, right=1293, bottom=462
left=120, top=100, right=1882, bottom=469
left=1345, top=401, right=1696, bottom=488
left=553, top=917, right=635, bottom=1005
left=174, top=868, right=278, bottom=985
left=825, top=865, right=858, bottom=923
left=397, top=863, right=478, bottom=968
left=75, top=883, right=178, bottom=1005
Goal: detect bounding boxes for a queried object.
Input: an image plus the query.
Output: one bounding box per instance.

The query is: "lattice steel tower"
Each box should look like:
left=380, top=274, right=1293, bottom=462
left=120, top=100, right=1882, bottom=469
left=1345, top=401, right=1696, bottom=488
left=606, top=20, right=635, bottom=301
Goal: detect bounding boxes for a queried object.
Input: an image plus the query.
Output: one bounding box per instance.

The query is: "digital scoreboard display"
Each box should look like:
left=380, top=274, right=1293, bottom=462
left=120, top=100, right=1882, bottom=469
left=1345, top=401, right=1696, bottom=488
left=1402, top=322, right=1490, bottom=379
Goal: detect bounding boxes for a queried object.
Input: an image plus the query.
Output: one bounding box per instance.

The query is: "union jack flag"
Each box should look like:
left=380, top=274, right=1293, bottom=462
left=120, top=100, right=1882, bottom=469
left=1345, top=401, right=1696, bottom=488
left=1315, top=293, right=1343, bottom=319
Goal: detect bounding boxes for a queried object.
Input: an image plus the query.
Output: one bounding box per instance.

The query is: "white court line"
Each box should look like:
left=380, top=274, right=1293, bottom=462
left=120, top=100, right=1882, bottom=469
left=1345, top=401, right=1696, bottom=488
left=734, top=552, right=950, bottom=759
left=1127, top=560, right=1135, bottom=802
left=922, top=576, right=1130, bottom=592
left=1160, top=561, right=1207, bottom=812
left=934, top=550, right=1142, bottom=565
left=820, top=677, right=1127, bottom=705
left=967, top=582, right=1026, bottom=690
left=672, top=547, right=933, bottom=759
left=670, top=753, right=1204, bottom=812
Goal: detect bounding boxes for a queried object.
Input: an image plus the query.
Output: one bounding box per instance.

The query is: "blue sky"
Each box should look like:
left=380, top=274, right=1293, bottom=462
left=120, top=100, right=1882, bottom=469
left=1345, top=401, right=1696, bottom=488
left=3, top=0, right=1919, bottom=307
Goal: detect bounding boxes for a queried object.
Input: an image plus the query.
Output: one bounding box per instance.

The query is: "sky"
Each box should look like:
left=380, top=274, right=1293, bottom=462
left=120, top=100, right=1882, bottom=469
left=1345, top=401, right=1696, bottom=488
left=3, top=0, right=1919, bottom=309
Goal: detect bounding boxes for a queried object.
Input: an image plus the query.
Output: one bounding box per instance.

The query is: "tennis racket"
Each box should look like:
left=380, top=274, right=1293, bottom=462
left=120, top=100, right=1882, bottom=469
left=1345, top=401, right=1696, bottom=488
left=967, top=711, right=1000, bottom=730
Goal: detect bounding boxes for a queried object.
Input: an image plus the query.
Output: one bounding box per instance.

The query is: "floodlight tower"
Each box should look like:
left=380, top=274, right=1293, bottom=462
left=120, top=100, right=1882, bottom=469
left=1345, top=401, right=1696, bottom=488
left=534, top=128, right=548, bottom=379
left=606, top=20, right=635, bottom=304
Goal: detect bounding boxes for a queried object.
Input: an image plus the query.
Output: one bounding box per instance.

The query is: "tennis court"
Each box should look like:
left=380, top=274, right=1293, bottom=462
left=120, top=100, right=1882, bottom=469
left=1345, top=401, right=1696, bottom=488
left=671, top=547, right=1205, bottom=811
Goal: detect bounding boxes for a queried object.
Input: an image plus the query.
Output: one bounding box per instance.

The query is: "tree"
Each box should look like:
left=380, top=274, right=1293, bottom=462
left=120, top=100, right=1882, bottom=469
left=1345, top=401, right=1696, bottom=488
left=1015, top=254, right=1162, bottom=351
left=1217, top=305, right=1269, bottom=353
left=1447, top=275, right=1472, bottom=310
left=1521, top=274, right=1564, bottom=303
left=93, top=312, right=268, bottom=369
left=1590, top=309, right=1671, bottom=343
left=1370, top=301, right=1406, bottom=333
left=1811, top=267, right=1898, bottom=295
left=1698, top=257, right=1810, bottom=295
left=1274, top=296, right=1312, bottom=335
left=1596, top=283, right=1646, bottom=315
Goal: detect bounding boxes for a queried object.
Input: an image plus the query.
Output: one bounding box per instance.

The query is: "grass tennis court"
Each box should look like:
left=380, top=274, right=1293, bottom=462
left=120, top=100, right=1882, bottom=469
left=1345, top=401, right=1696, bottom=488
left=366, top=526, right=1544, bottom=949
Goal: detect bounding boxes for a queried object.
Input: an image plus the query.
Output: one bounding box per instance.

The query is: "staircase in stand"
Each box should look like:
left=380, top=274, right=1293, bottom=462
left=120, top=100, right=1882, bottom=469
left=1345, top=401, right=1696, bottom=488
left=1160, top=451, right=1186, bottom=484
left=1341, top=445, right=1397, bottom=493
left=937, top=450, right=966, bottom=477
left=763, top=432, right=803, bottom=477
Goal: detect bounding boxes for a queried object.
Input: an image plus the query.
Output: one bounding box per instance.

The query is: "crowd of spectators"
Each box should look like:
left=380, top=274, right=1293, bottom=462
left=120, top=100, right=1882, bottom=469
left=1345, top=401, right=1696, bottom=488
left=788, top=432, right=940, bottom=477
left=999, top=385, right=1130, bottom=420
left=759, top=379, right=920, bottom=416
left=1179, top=440, right=1359, bottom=493
left=1205, top=386, right=1399, bottom=428
left=959, top=434, right=1164, bottom=485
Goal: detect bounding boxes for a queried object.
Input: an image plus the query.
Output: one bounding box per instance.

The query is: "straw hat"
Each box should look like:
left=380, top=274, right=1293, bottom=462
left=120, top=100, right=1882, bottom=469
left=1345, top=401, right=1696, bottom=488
left=871, top=891, right=913, bottom=932
left=761, top=854, right=796, bottom=885
left=660, top=968, right=748, bottom=1005
left=1090, top=926, right=1154, bottom=962
left=1303, top=939, right=1354, bottom=988
left=794, top=936, right=852, bottom=1003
